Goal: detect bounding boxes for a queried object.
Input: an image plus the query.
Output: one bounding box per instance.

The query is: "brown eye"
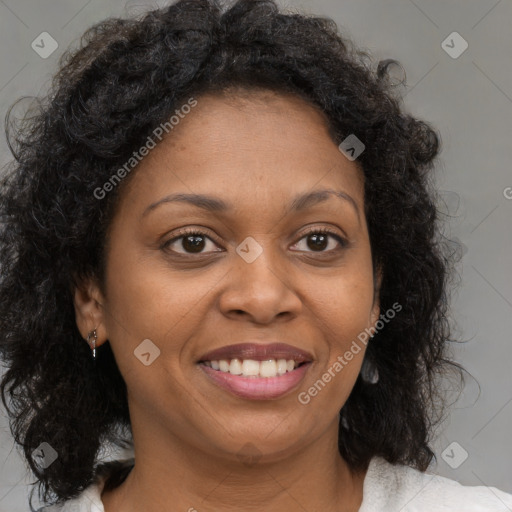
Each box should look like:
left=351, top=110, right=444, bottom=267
left=163, top=229, right=222, bottom=255
left=181, top=234, right=207, bottom=253
left=291, top=229, right=346, bottom=253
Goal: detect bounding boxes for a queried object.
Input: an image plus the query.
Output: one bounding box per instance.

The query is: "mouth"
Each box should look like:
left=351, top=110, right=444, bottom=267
left=197, top=343, right=313, bottom=400
left=199, top=358, right=308, bottom=378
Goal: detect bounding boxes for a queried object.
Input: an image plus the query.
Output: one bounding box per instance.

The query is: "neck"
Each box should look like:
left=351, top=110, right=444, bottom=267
left=101, top=416, right=367, bottom=512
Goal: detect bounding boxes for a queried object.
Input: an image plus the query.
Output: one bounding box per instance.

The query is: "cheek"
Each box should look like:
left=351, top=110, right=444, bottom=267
left=307, top=267, right=376, bottom=338
left=102, top=244, right=220, bottom=362
left=303, top=263, right=375, bottom=386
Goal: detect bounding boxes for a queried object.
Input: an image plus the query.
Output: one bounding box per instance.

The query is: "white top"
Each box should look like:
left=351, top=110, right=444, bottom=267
left=38, top=456, right=512, bottom=511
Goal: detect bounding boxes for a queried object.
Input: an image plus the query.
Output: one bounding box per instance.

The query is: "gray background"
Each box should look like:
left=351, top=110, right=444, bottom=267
left=0, top=0, right=511, bottom=510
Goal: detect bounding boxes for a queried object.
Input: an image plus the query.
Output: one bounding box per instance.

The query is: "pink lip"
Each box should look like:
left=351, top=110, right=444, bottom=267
left=197, top=342, right=314, bottom=363
left=198, top=362, right=312, bottom=400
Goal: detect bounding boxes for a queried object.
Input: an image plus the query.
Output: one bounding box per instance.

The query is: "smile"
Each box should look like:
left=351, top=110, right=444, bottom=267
left=198, top=358, right=312, bottom=400
left=201, top=358, right=304, bottom=377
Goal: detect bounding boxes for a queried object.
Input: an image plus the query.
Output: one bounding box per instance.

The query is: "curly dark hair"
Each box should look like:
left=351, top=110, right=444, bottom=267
left=0, top=0, right=464, bottom=509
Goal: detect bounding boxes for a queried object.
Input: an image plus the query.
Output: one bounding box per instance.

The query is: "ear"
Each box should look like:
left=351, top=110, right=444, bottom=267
left=72, top=274, right=109, bottom=348
left=369, top=264, right=383, bottom=328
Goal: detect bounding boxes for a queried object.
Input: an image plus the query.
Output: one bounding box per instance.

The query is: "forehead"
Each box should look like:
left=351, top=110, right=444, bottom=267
left=115, top=89, right=365, bottom=215
left=168, top=89, right=339, bottom=153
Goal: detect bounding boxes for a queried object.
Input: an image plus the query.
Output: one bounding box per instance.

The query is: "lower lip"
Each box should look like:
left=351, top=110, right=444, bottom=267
left=198, top=362, right=312, bottom=400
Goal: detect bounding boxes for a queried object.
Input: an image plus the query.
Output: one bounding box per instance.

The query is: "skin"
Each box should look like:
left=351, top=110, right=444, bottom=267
left=74, top=89, right=381, bottom=512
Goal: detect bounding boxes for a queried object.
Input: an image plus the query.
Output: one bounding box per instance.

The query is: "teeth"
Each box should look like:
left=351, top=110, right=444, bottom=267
left=260, top=359, right=277, bottom=378
left=276, top=359, right=287, bottom=375
left=229, top=358, right=243, bottom=375
left=204, top=358, right=302, bottom=377
left=242, top=359, right=260, bottom=376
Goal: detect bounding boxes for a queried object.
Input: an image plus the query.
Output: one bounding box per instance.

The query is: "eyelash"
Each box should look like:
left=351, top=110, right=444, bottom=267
left=162, top=226, right=347, bottom=256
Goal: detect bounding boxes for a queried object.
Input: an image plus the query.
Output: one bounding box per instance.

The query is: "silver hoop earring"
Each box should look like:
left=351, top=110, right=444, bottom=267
left=87, top=330, right=97, bottom=360
left=360, top=357, right=379, bottom=384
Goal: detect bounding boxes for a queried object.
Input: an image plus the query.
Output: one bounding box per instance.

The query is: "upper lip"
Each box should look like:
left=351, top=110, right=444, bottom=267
left=198, top=343, right=314, bottom=363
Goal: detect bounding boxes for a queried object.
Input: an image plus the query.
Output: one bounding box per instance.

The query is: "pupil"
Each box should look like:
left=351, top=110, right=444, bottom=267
left=183, top=235, right=205, bottom=253
left=308, top=233, right=327, bottom=251
left=180, top=233, right=328, bottom=253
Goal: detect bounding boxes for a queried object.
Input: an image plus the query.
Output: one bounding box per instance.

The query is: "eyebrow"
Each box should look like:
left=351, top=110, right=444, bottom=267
left=141, top=188, right=360, bottom=223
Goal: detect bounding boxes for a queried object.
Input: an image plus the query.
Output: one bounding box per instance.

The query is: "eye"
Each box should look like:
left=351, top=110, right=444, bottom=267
left=162, top=226, right=347, bottom=256
left=162, top=228, right=222, bottom=255
left=291, top=227, right=347, bottom=253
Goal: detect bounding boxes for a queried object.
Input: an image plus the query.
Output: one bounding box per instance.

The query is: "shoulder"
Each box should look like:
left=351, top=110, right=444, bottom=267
left=360, top=456, right=512, bottom=512
left=35, top=486, right=100, bottom=512
left=36, top=457, right=135, bottom=512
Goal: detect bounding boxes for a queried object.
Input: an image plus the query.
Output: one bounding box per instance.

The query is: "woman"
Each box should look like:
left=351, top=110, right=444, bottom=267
left=1, top=0, right=511, bottom=511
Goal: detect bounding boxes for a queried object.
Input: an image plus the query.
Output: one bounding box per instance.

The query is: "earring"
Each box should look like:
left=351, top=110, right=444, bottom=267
left=360, top=357, right=379, bottom=384
left=87, top=329, right=97, bottom=360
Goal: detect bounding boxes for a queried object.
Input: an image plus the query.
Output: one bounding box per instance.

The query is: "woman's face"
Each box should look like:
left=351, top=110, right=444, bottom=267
left=76, top=89, right=380, bottom=463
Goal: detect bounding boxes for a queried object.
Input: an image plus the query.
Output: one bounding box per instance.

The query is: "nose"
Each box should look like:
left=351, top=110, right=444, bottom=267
left=218, top=241, right=302, bottom=325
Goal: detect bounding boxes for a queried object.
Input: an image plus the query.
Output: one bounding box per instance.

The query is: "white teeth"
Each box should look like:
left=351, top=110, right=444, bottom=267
left=229, top=358, right=243, bottom=375
left=242, top=359, right=260, bottom=376
left=276, top=359, right=287, bottom=375
left=205, top=358, right=302, bottom=377
left=260, top=360, right=277, bottom=378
